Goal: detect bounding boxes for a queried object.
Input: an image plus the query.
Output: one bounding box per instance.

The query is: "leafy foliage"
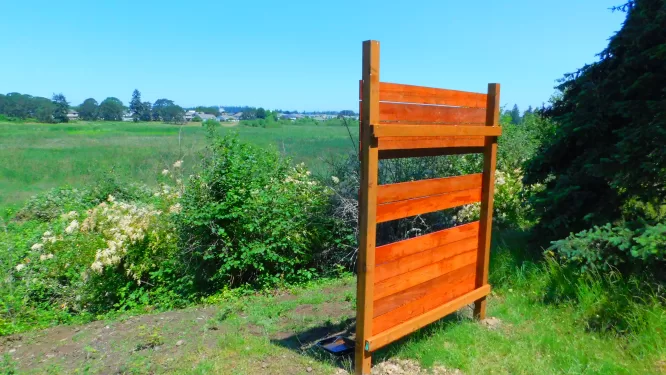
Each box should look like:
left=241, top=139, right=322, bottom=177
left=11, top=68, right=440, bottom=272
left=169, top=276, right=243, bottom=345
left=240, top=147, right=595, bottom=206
left=177, top=132, right=343, bottom=289
left=78, top=98, right=99, bottom=120
left=98, top=97, right=125, bottom=121
left=524, top=0, right=666, bottom=242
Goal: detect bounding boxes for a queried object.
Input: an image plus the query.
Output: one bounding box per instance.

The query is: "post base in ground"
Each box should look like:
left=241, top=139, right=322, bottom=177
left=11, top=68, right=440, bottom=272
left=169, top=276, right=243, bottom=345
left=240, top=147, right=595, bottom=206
left=473, top=297, right=487, bottom=320
left=354, top=346, right=372, bottom=375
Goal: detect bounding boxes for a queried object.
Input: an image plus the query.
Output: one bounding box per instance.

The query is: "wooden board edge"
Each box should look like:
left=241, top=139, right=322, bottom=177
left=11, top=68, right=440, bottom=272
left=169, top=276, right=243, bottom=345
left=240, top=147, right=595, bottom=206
left=365, top=284, right=491, bottom=352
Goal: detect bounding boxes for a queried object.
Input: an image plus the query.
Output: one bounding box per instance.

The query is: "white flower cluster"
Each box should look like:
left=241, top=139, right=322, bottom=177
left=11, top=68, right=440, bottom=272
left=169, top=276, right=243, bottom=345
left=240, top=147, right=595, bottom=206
left=283, top=163, right=318, bottom=187
left=82, top=196, right=161, bottom=279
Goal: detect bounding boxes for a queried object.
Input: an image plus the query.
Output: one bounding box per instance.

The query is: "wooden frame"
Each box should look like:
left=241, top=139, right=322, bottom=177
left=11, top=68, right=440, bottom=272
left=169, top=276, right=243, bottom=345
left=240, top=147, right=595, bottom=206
left=355, top=40, right=500, bottom=375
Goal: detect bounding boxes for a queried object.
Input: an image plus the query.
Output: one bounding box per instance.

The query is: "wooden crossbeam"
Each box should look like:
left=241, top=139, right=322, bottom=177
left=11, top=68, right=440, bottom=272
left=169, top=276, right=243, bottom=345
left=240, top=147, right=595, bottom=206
left=372, top=124, right=502, bottom=138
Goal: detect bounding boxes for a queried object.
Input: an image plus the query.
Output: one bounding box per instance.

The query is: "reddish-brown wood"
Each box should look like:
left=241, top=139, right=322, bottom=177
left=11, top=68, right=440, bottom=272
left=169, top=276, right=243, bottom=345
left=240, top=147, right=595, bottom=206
left=379, top=102, right=486, bottom=124
left=376, top=222, right=479, bottom=264
left=373, top=249, right=477, bottom=301
left=365, top=285, right=491, bottom=351
left=373, top=270, right=476, bottom=334
left=356, top=40, right=380, bottom=375
left=373, top=124, right=502, bottom=138
left=377, top=135, right=484, bottom=151
left=376, top=188, right=481, bottom=223
left=379, top=82, right=487, bottom=108
left=373, top=263, right=476, bottom=318
left=474, top=83, right=500, bottom=320
left=377, top=174, right=482, bottom=204
left=378, top=147, right=484, bottom=159
left=375, top=236, right=478, bottom=283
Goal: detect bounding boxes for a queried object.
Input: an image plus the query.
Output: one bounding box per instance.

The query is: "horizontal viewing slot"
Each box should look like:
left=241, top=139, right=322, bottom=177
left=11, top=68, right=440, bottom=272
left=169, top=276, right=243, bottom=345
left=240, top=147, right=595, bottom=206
left=378, top=82, right=487, bottom=108
left=376, top=188, right=481, bottom=223
left=373, top=124, right=502, bottom=138
left=377, top=174, right=482, bottom=204
left=373, top=266, right=477, bottom=332
left=379, top=102, right=486, bottom=125
left=366, top=285, right=491, bottom=351
left=376, top=221, right=480, bottom=264
left=375, top=236, right=478, bottom=283
left=379, top=147, right=483, bottom=159
left=373, top=249, right=478, bottom=301
left=378, top=135, right=484, bottom=151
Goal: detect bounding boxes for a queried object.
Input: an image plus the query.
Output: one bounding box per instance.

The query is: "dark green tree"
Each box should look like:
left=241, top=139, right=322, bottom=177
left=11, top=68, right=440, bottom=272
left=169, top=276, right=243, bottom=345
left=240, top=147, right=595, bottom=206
left=256, top=107, right=266, bottom=119
left=98, top=97, right=125, bottom=121
left=51, top=93, right=69, bottom=123
left=129, top=89, right=143, bottom=122
left=140, top=101, right=152, bottom=121
left=509, top=104, right=521, bottom=124
left=524, top=0, right=666, bottom=242
left=152, top=98, right=175, bottom=121
left=162, top=104, right=185, bottom=124
left=78, top=98, right=99, bottom=120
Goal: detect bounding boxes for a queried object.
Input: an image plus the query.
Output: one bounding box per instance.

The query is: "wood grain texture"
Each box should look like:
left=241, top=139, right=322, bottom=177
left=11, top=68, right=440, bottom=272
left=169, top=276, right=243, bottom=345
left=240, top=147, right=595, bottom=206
left=379, top=147, right=484, bottom=159
left=376, top=221, right=479, bottom=265
left=474, top=83, right=500, bottom=321
left=377, top=135, right=484, bottom=151
left=376, top=188, right=481, bottom=223
left=373, top=249, right=477, bottom=301
left=377, top=174, right=482, bottom=204
left=379, top=82, right=487, bottom=108
left=366, top=284, right=491, bottom=351
left=373, top=263, right=476, bottom=318
left=375, top=236, right=478, bottom=283
left=356, top=40, right=380, bottom=375
left=373, top=269, right=476, bottom=334
left=379, top=102, right=486, bottom=124
left=373, top=124, right=502, bottom=138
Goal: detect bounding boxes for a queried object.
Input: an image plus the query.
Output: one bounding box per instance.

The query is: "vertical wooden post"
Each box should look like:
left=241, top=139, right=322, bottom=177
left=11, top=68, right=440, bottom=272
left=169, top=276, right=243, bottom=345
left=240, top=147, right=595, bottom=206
left=474, top=83, right=500, bottom=320
left=356, top=40, right=380, bottom=375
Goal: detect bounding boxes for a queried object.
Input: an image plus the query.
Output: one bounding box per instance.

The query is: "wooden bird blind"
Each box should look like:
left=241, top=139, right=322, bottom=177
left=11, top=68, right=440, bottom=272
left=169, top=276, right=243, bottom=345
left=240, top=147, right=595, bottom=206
left=355, top=40, right=501, bottom=374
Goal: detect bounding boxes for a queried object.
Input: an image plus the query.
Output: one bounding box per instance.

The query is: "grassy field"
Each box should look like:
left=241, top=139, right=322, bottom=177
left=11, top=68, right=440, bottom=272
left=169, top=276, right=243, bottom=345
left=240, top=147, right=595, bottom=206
left=0, top=120, right=357, bottom=213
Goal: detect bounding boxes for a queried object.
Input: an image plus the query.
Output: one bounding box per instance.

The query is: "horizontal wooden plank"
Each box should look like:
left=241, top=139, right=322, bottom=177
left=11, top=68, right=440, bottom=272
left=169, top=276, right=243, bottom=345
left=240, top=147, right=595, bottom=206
left=373, top=124, right=502, bottom=138
left=375, top=236, right=478, bottom=283
left=379, top=82, right=487, bottom=108
left=376, top=221, right=480, bottom=264
left=374, top=263, right=475, bottom=318
left=379, top=102, right=486, bottom=125
left=373, top=249, right=477, bottom=301
left=377, top=135, right=484, bottom=151
left=379, top=147, right=484, bottom=159
left=366, top=284, right=491, bottom=351
left=376, top=188, right=481, bottom=223
left=377, top=174, right=482, bottom=205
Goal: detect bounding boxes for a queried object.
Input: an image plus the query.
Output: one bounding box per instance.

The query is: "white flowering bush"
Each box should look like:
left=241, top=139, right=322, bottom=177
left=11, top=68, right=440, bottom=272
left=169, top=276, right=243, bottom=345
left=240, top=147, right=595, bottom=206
left=454, top=168, right=540, bottom=228
left=81, top=195, right=177, bottom=283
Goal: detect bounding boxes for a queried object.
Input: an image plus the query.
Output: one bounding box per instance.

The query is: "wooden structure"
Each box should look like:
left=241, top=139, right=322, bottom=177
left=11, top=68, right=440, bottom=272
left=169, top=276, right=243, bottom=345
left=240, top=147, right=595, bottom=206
left=355, top=40, right=501, bottom=374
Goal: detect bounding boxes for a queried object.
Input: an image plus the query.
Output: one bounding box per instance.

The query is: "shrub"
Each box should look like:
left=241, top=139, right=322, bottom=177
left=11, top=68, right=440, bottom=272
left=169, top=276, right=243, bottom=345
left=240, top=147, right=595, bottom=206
left=178, top=133, right=341, bottom=290
left=192, top=115, right=202, bottom=122
left=549, top=220, right=666, bottom=279
left=202, top=119, right=220, bottom=128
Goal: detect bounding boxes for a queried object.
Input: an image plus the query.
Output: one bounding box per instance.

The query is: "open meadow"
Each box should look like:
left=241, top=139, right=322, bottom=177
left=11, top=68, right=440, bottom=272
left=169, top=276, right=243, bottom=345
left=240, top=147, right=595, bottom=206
left=0, top=121, right=357, bottom=214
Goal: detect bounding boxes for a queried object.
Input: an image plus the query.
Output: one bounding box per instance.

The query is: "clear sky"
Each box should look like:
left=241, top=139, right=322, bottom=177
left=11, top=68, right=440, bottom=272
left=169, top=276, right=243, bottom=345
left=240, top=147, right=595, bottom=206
left=0, top=1, right=625, bottom=112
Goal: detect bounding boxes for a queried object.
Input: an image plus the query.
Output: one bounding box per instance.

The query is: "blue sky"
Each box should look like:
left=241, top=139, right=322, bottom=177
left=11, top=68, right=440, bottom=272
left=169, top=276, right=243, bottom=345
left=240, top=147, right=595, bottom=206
left=1, top=1, right=625, bottom=112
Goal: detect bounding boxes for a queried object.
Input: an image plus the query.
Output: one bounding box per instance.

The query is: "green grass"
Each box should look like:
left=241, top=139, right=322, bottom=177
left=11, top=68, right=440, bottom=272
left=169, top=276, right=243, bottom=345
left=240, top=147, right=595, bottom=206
left=0, top=120, right=357, bottom=213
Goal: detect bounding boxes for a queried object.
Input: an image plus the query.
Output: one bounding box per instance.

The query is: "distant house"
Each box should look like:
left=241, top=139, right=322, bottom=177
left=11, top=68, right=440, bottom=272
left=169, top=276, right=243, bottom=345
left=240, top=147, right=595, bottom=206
left=122, top=112, right=133, bottom=122
left=184, top=110, right=197, bottom=122
left=66, top=110, right=79, bottom=120
left=198, top=113, right=216, bottom=121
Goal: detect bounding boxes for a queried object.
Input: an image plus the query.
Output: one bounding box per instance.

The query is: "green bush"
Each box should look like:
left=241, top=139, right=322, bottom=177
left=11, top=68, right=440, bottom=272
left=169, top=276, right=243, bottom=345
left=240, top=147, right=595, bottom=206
left=202, top=119, right=220, bottom=128
left=550, top=221, right=666, bottom=278
left=178, top=133, right=343, bottom=290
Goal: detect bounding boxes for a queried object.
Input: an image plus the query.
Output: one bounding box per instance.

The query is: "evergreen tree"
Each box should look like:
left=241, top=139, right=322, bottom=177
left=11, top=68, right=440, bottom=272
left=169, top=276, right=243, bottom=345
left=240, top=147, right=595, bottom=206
left=129, top=89, right=142, bottom=122
left=509, top=104, right=521, bottom=124
left=524, top=0, right=666, bottom=242
left=51, top=93, right=69, bottom=123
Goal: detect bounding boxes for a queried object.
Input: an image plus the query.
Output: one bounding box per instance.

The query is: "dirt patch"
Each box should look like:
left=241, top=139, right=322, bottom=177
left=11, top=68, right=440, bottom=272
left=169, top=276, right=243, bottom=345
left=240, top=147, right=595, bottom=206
left=480, top=317, right=502, bottom=331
